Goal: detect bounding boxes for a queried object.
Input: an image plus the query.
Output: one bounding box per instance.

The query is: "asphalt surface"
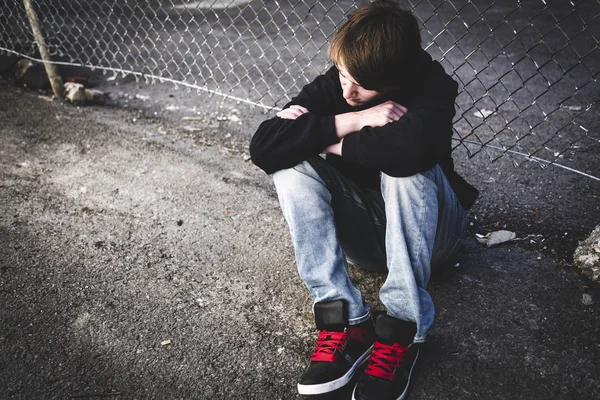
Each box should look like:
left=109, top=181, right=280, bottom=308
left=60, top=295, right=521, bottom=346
left=2, top=1, right=599, bottom=398
left=1, top=80, right=600, bottom=400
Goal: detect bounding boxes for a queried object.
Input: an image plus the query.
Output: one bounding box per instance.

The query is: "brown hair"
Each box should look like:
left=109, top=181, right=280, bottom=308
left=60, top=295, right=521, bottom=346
left=328, top=0, right=422, bottom=92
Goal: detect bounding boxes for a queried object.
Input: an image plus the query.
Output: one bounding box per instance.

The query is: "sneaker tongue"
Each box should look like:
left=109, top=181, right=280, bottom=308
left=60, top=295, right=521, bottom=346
left=375, top=314, right=417, bottom=346
left=314, top=300, right=348, bottom=331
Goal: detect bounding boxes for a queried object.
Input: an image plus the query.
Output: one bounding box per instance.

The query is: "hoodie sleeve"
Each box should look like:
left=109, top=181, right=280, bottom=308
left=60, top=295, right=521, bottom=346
left=249, top=67, right=343, bottom=175
left=341, top=63, right=459, bottom=177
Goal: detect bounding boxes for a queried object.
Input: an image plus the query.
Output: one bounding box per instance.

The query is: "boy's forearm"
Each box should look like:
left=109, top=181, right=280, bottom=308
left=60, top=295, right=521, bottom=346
left=334, top=113, right=359, bottom=138
left=334, top=100, right=408, bottom=138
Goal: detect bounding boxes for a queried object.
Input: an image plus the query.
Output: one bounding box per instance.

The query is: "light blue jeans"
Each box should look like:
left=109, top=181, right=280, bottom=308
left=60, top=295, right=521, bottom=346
left=272, top=157, right=466, bottom=342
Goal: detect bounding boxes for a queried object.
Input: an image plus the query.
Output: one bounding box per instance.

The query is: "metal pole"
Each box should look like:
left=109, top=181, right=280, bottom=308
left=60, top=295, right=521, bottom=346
left=22, top=0, right=64, bottom=99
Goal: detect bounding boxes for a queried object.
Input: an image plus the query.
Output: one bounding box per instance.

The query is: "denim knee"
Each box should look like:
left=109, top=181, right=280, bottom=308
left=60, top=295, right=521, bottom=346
left=272, top=160, right=325, bottom=195
left=381, top=171, right=433, bottom=199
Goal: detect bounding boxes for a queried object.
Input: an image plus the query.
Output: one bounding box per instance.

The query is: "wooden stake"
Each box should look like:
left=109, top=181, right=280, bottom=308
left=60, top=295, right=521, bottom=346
left=22, top=0, right=64, bottom=99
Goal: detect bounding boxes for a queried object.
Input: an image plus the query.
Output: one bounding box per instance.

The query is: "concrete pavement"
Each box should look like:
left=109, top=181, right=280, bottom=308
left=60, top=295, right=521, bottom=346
left=1, top=81, right=599, bottom=399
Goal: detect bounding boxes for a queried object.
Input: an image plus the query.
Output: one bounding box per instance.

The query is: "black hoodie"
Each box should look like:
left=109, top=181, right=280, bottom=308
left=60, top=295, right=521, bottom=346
left=250, top=50, right=479, bottom=210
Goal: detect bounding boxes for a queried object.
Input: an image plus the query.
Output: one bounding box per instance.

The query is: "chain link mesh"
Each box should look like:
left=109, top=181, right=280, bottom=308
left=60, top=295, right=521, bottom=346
left=1, top=0, right=599, bottom=175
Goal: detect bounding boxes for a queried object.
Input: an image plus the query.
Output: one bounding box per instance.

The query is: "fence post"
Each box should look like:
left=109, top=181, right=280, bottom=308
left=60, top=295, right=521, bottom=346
left=22, top=0, right=64, bottom=99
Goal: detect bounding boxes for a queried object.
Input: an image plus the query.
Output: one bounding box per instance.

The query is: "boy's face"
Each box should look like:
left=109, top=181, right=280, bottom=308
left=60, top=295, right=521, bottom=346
left=338, top=64, right=383, bottom=107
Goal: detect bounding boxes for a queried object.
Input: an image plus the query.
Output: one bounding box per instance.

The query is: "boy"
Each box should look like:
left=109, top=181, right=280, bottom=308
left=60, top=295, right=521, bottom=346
left=249, top=1, right=478, bottom=399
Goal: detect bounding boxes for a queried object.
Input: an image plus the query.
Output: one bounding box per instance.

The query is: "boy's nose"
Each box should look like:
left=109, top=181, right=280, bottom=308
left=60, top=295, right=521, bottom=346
left=343, top=83, right=357, bottom=99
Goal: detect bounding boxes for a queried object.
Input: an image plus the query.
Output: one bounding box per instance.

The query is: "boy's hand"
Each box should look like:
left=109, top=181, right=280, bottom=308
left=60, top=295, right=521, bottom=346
left=322, top=139, right=343, bottom=156
left=335, top=101, right=407, bottom=138
left=355, top=101, right=407, bottom=127
left=276, top=105, right=309, bottom=120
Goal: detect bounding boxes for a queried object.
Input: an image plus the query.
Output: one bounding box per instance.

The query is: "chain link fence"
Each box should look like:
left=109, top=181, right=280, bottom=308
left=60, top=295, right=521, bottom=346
left=1, top=0, right=599, bottom=177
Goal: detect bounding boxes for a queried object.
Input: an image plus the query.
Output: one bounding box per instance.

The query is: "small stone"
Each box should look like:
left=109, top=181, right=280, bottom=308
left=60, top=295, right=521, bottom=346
left=64, top=82, right=86, bottom=103
left=573, top=225, right=600, bottom=282
left=14, top=59, right=33, bottom=79
left=135, top=94, right=151, bottom=101
left=476, top=230, right=517, bottom=247
left=582, top=294, right=594, bottom=306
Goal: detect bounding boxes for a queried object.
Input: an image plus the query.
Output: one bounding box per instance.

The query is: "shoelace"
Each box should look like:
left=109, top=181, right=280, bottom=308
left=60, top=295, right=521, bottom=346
left=364, top=341, right=409, bottom=381
left=311, top=330, right=348, bottom=362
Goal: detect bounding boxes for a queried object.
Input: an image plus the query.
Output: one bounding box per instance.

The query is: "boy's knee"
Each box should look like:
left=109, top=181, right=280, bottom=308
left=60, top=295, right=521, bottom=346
left=272, top=159, right=325, bottom=194
left=273, top=160, right=313, bottom=182
left=380, top=171, right=438, bottom=203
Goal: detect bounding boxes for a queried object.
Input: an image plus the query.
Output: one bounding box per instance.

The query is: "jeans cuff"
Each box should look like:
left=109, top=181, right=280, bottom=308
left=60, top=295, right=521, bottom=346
left=348, top=308, right=371, bottom=326
left=413, top=335, right=427, bottom=343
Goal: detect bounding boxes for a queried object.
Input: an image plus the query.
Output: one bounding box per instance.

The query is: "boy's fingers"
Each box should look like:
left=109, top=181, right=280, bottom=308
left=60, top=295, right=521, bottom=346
left=276, top=110, right=294, bottom=119
left=389, top=108, right=405, bottom=120
left=277, top=105, right=309, bottom=119
left=385, top=101, right=407, bottom=114
left=289, top=105, right=309, bottom=113
left=277, top=110, right=301, bottom=119
left=397, top=104, right=408, bottom=114
left=380, top=101, right=407, bottom=116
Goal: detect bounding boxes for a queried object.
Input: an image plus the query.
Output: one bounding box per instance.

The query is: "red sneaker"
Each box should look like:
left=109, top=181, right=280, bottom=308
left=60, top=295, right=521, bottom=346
left=353, top=314, right=420, bottom=400
left=297, top=301, right=374, bottom=395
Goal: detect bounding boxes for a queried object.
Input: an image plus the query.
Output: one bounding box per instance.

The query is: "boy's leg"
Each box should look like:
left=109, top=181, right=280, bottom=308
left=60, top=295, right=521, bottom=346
left=354, top=164, right=466, bottom=400
left=378, top=164, right=466, bottom=342
left=272, top=156, right=387, bottom=324
left=271, top=156, right=386, bottom=395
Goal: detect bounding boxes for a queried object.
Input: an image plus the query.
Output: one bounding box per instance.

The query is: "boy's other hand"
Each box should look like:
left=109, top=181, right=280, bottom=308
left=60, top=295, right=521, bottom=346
left=356, top=101, right=407, bottom=128
left=276, top=105, right=309, bottom=120
left=322, top=139, right=343, bottom=156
